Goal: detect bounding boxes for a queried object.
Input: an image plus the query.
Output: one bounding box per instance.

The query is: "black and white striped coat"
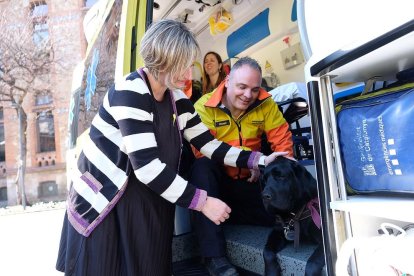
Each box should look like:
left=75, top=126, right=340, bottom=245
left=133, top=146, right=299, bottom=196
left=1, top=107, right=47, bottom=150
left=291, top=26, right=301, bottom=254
left=67, top=71, right=262, bottom=237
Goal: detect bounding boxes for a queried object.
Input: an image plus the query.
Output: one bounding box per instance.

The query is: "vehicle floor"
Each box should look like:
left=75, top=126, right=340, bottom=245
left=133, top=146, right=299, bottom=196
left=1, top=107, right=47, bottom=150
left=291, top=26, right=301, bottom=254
left=173, top=257, right=259, bottom=276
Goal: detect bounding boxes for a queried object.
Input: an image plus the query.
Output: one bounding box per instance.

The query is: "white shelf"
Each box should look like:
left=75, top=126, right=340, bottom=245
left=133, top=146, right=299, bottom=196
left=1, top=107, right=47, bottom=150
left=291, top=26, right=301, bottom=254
left=327, top=30, right=414, bottom=82
left=310, top=19, right=414, bottom=82
left=330, top=195, right=414, bottom=223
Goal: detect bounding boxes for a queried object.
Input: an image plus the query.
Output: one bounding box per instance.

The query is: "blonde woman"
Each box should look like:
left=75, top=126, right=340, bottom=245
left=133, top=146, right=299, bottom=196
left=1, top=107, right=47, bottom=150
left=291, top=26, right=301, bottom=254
left=56, top=20, right=279, bottom=276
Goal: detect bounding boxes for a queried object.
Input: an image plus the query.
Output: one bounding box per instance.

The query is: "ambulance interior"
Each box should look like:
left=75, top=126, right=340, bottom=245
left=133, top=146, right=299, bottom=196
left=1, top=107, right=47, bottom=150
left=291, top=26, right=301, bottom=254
left=150, top=2, right=414, bottom=275
left=153, top=0, right=314, bottom=161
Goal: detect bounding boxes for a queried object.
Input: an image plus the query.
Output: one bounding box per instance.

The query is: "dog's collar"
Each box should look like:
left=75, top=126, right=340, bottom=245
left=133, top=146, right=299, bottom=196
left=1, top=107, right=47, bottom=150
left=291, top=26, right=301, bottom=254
left=293, top=205, right=308, bottom=249
left=283, top=198, right=320, bottom=249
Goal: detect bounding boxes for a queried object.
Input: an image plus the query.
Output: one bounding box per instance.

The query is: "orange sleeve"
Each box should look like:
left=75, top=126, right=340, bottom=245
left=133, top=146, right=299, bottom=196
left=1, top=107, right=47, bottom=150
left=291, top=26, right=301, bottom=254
left=183, top=80, right=192, bottom=99
left=266, top=122, right=294, bottom=157
left=263, top=99, right=294, bottom=157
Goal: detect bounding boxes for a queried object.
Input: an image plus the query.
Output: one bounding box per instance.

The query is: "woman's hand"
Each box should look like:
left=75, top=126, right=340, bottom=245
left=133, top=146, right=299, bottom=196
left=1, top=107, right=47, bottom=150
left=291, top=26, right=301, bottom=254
left=247, top=168, right=260, bottom=183
left=201, top=196, right=231, bottom=225
left=264, top=151, right=290, bottom=166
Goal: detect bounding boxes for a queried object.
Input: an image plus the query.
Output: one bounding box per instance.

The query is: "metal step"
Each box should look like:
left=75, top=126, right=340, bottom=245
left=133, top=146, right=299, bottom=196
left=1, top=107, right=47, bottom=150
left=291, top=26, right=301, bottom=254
left=172, top=225, right=323, bottom=276
left=172, top=258, right=260, bottom=276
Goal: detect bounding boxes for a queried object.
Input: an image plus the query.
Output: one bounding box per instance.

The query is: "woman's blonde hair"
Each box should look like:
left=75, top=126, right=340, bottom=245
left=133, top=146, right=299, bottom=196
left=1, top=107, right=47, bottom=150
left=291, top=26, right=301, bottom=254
left=140, top=19, right=200, bottom=82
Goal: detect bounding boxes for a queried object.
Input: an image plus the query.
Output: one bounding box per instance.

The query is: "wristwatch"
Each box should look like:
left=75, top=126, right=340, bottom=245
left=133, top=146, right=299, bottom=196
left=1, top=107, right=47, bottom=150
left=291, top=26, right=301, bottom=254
left=258, top=155, right=266, bottom=168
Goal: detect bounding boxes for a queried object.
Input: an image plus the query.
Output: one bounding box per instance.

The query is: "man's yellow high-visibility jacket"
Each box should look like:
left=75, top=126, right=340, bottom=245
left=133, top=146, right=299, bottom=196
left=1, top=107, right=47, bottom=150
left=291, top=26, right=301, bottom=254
left=194, top=81, right=293, bottom=179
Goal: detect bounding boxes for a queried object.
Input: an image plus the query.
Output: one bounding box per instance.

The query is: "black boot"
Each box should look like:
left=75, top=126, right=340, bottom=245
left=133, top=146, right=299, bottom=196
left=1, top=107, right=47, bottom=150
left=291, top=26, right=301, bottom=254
left=205, top=257, right=239, bottom=276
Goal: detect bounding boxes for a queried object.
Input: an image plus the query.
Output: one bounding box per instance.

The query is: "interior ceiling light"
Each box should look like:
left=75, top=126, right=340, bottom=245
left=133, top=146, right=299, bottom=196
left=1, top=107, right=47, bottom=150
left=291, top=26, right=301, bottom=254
left=195, top=0, right=222, bottom=8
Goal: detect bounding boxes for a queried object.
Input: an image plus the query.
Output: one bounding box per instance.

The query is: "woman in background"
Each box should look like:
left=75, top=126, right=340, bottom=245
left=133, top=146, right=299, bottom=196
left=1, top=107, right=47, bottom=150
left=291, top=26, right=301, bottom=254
left=202, top=51, right=227, bottom=94
left=182, top=52, right=227, bottom=176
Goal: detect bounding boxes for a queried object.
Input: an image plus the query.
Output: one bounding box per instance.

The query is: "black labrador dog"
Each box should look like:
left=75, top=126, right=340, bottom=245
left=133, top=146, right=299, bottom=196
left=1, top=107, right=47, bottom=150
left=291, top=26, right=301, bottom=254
left=260, top=156, right=324, bottom=276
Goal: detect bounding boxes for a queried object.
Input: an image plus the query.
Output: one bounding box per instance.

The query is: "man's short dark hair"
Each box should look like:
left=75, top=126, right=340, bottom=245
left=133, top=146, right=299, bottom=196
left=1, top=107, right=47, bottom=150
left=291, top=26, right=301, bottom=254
left=230, top=57, right=262, bottom=76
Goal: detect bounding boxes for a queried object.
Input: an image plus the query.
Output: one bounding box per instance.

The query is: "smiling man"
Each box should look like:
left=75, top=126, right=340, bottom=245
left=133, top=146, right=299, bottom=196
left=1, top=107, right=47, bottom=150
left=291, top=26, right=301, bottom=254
left=190, top=57, right=293, bottom=276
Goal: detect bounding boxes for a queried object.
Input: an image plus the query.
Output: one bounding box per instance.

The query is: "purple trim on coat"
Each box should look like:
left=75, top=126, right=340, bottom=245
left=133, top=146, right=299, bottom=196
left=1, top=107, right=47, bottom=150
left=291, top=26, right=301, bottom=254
left=66, top=178, right=129, bottom=237
left=67, top=202, right=89, bottom=236
left=188, top=189, right=207, bottom=211
left=83, top=180, right=129, bottom=237
left=169, top=90, right=183, bottom=172
left=80, top=171, right=103, bottom=194
left=248, top=151, right=262, bottom=169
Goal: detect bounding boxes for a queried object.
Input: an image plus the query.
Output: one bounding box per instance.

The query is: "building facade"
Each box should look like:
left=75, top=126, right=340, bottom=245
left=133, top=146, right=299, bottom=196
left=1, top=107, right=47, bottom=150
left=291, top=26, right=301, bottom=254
left=0, top=0, right=95, bottom=206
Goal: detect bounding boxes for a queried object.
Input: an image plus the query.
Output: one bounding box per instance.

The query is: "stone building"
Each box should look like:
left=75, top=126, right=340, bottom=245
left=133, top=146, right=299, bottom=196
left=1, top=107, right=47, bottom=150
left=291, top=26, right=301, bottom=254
left=0, top=0, right=96, bottom=206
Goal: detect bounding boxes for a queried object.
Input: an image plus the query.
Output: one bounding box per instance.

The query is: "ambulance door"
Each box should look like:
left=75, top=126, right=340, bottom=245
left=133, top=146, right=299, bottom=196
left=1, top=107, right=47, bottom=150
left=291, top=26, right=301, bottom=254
left=67, top=0, right=150, bottom=188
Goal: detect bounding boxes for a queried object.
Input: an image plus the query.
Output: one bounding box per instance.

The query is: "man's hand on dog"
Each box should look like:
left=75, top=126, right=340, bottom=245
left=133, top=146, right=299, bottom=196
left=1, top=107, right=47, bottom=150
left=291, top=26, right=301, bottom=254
left=201, top=196, right=231, bottom=225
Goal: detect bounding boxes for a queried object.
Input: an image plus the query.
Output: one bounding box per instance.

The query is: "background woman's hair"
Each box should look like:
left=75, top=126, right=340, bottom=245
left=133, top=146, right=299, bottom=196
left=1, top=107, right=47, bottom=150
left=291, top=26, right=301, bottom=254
left=202, top=51, right=227, bottom=94
left=140, top=19, right=200, bottom=82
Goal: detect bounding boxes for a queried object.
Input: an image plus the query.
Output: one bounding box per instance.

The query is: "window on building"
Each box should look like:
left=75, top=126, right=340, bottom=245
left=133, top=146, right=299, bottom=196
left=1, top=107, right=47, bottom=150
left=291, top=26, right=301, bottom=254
left=31, top=2, right=48, bottom=17
left=37, top=111, right=55, bottom=153
left=38, top=181, right=57, bottom=198
left=31, top=2, right=49, bottom=46
left=85, top=0, right=98, bottom=8
left=0, top=187, right=7, bottom=201
left=33, top=23, right=49, bottom=46
left=35, top=93, right=53, bottom=106
left=0, top=108, right=4, bottom=163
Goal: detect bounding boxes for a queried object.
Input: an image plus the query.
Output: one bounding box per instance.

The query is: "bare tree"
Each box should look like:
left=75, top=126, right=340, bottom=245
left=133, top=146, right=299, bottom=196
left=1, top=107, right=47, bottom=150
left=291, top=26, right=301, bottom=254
left=0, top=2, right=60, bottom=207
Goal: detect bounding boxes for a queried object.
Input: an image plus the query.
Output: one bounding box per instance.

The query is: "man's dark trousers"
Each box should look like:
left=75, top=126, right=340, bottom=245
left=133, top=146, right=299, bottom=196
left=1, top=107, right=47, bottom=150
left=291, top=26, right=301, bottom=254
left=190, top=157, right=274, bottom=258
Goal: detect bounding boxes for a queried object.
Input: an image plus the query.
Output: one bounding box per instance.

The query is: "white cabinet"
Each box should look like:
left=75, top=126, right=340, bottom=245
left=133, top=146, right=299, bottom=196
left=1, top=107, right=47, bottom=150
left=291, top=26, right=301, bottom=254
left=306, top=19, right=414, bottom=275
left=330, top=196, right=414, bottom=223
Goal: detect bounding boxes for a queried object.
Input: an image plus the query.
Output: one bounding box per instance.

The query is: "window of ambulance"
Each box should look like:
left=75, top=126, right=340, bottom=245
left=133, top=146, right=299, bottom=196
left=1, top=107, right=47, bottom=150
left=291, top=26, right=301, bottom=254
left=68, top=0, right=123, bottom=148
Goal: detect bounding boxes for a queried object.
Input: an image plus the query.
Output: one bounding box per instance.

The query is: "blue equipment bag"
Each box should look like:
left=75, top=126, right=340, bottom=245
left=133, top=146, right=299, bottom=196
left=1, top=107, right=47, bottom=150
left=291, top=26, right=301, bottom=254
left=336, top=82, right=414, bottom=194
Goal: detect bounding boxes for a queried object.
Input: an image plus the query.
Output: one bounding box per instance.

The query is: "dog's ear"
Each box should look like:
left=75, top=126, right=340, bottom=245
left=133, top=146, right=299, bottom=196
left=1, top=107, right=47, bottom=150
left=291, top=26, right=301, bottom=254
left=291, top=161, right=318, bottom=198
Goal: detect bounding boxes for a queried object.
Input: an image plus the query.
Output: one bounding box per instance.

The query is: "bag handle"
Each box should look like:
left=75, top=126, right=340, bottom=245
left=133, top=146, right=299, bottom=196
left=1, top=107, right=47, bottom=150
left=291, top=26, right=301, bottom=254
left=335, top=223, right=407, bottom=276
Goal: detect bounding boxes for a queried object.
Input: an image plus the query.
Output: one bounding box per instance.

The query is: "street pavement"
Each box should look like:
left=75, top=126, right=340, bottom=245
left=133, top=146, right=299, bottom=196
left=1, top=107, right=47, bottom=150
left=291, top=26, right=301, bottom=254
left=0, top=208, right=66, bottom=276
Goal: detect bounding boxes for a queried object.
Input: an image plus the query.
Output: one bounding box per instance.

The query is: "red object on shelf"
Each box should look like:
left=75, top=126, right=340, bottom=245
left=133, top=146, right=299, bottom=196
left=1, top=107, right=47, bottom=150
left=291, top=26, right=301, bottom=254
left=283, top=36, right=290, bottom=46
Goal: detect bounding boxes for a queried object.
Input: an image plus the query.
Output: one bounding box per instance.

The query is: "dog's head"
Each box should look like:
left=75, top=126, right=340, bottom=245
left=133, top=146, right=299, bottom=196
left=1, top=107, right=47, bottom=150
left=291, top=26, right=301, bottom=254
left=261, top=157, right=317, bottom=215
